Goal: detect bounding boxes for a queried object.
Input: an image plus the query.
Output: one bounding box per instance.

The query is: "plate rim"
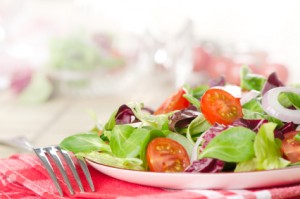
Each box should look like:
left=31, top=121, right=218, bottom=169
left=85, top=158, right=300, bottom=175
left=86, top=158, right=300, bottom=189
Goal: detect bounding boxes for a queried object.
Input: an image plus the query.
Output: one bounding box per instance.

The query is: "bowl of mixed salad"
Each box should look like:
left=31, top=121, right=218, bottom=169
left=59, top=65, right=300, bottom=189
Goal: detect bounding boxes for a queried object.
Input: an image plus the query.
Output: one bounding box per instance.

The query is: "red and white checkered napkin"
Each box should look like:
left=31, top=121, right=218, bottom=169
left=0, top=154, right=300, bottom=199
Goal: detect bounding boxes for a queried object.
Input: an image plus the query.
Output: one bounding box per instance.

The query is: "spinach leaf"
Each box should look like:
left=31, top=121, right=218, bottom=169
left=60, top=132, right=111, bottom=153
left=110, top=125, right=151, bottom=158
left=199, top=127, right=256, bottom=162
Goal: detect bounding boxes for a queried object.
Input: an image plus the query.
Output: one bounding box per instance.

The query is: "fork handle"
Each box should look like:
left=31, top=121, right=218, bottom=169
left=0, top=136, right=33, bottom=152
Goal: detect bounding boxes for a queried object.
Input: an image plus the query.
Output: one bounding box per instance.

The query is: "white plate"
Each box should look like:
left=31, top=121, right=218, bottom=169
left=86, top=159, right=300, bottom=189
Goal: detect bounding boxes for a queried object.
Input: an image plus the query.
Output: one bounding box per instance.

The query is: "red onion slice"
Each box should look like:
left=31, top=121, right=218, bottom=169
left=190, top=132, right=206, bottom=162
left=262, top=87, right=300, bottom=124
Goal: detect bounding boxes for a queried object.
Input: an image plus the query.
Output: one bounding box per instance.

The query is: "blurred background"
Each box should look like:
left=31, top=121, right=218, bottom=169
left=1, top=0, right=300, bottom=154
left=1, top=0, right=300, bottom=99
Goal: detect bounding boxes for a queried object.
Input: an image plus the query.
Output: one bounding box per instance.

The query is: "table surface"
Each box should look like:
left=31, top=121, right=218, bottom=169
left=0, top=75, right=174, bottom=158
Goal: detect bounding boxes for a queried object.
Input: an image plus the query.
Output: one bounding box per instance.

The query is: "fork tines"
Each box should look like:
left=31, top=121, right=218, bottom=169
left=33, top=146, right=95, bottom=196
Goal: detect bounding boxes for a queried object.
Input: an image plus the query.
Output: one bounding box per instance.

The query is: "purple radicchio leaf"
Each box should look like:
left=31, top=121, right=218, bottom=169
left=169, top=106, right=200, bottom=132
left=186, top=123, right=227, bottom=173
left=262, top=72, right=284, bottom=95
left=233, top=119, right=296, bottom=140
left=187, top=120, right=263, bottom=173
left=232, top=118, right=268, bottom=132
left=274, top=122, right=297, bottom=140
left=200, top=119, right=265, bottom=149
left=209, top=76, right=226, bottom=87
left=200, top=123, right=228, bottom=150
left=142, top=107, right=154, bottom=114
left=115, top=104, right=140, bottom=125
left=184, top=158, right=225, bottom=173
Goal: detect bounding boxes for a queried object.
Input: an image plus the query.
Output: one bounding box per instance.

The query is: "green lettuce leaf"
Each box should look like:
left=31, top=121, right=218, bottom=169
left=104, top=110, right=117, bottom=131
left=278, top=92, right=300, bottom=109
left=128, top=102, right=170, bottom=130
left=235, top=123, right=290, bottom=172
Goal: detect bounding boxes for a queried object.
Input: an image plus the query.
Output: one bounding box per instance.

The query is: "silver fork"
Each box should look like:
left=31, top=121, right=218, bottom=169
left=0, top=136, right=95, bottom=196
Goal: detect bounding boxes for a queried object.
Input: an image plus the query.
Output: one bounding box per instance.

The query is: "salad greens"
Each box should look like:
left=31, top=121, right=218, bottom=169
left=60, top=66, right=300, bottom=173
left=186, top=114, right=211, bottom=143
left=110, top=125, right=150, bottom=158
left=278, top=92, right=300, bottom=109
left=240, top=65, right=266, bottom=91
left=295, top=133, right=300, bottom=142
left=166, top=132, right=194, bottom=157
left=183, top=84, right=209, bottom=108
left=60, top=132, right=111, bottom=153
left=235, top=123, right=290, bottom=172
left=199, top=127, right=256, bottom=162
left=77, top=151, right=144, bottom=170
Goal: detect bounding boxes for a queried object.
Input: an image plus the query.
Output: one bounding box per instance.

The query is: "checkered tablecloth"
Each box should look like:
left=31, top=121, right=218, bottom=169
left=0, top=154, right=300, bottom=199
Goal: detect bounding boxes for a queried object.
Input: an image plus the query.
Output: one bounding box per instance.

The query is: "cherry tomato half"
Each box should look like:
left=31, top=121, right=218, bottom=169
left=154, top=88, right=190, bottom=115
left=146, top=138, right=190, bottom=172
left=200, top=88, right=243, bottom=125
left=281, top=131, right=300, bottom=163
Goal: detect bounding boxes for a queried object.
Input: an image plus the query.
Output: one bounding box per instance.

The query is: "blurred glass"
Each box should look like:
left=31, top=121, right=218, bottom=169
left=0, top=0, right=143, bottom=97
left=47, top=32, right=139, bottom=96
left=0, top=0, right=294, bottom=100
left=141, top=10, right=196, bottom=88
